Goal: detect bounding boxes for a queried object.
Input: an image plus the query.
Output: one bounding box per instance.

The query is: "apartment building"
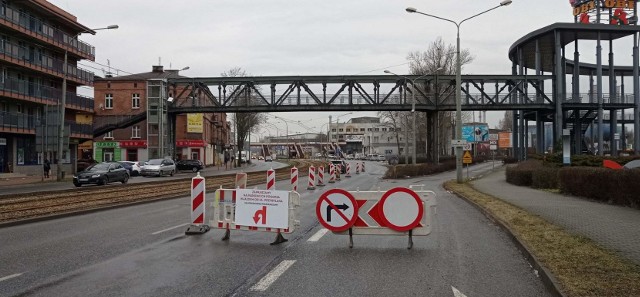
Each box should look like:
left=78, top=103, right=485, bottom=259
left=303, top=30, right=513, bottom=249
left=330, top=116, right=405, bottom=157
left=92, top=65, right=230, bottom=165
left=0, top=0, right=95, bottom=174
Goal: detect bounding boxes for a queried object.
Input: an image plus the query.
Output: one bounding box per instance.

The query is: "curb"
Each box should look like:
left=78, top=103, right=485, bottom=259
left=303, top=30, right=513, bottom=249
left=444, top=182, right=567, bottom=297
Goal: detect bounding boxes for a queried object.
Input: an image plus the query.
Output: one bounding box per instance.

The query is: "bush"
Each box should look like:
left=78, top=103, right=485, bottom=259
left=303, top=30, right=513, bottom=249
left=559, top=167, right=640, bottom=208
left=531, top=167, right=559, bottom=189
left=505, top=160, right=543, bottom=187
left=535, top=153, right=640, bottom=167
left=502, top=157, right=519, bottom=164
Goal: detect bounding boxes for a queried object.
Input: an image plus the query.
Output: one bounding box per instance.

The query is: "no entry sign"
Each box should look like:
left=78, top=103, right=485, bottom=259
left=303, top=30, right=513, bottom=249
left=316, top=189, right=358, bottom=232
left=377, top=187, right=424, bottom=232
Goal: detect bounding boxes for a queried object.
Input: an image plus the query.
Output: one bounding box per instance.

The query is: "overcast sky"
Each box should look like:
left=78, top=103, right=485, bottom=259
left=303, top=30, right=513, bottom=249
left=52, top=0, right=598, bottom=140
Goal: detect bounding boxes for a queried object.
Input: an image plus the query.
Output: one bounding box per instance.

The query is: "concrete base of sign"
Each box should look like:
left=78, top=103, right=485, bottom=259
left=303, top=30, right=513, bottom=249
left=185, top=224, right=210, bottom=235
left=222, top=229, right=230, bottom=241
left=270, top=232, right=288, bottom=245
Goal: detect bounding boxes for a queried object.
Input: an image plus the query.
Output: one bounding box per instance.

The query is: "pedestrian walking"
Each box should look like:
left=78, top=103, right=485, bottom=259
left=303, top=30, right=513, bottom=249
left=43, top=159, right=50, bottom=178
left=224, top=150, right=230, bottom=170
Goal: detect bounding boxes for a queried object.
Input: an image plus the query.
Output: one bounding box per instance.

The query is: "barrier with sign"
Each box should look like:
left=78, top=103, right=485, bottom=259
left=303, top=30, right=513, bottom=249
left=185, top=172, right=210, bottom=235
left=210, top=187, right=301, bottom=245
left=316, top=186, right=436, bottom=249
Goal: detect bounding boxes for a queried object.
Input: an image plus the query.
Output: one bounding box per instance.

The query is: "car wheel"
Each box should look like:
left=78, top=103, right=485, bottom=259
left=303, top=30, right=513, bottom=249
left=73, top=182, right=81, bottom=187
left=99, top=176, right=108, bottom=185
left=121, top=174, right=129, bottom=184
left=170, top=170, right=174, bottom=176
left=191, top=167, right=198, bottom=173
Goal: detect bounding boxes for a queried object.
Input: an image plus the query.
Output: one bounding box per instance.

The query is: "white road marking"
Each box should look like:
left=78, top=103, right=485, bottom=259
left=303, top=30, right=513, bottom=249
left=152, top=223, right=189, bottom=235
left=250, top=260, right=296, bottom=291
left=452, top=286, right=468, bottom=297
left=0, top=273, right=23, bottom=282
left=307, top=228, right=328, bottom=242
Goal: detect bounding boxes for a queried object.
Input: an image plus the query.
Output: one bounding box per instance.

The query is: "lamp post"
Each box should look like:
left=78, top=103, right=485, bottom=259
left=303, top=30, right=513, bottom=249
left=57, top=25, right=118, bottom=181
left=384, top=70, right=432, bottom=164
left=406, top=0, right=512, bottom=183
left=273, top=115, right=289, bottom=159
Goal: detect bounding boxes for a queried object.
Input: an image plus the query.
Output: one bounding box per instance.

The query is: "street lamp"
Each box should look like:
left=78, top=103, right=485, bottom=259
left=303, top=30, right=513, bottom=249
left=272, top=115, right=289, bottom=159
left=406, top=0, right=512, bottom=183
left=57, top=24, right=118, bottom=181
left=384, top=70, right=432, bottom=165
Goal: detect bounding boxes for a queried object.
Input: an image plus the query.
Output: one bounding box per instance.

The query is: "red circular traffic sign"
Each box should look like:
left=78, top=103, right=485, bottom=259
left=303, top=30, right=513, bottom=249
left=316, top=188, right=358, bottom=232
left=377, top=187, right=424, bottom=232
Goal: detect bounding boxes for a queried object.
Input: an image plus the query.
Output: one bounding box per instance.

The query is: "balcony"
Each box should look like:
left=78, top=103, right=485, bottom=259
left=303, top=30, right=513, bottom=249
left=0, top=38, right=94, bottom=85
left=0, top=110, right=92, bottom=137
left=0, top=76, right=94, bottom=111
left=0, top=5, right=95, bottom=60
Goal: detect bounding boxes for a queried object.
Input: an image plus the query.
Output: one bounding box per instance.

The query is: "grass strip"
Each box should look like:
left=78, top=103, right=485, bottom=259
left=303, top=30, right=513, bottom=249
left=444, top=180, right=640, bottom=297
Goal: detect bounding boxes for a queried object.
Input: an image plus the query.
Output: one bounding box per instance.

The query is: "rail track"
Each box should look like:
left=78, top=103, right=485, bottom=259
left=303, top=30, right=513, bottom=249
left=0, top=160, right=324, bottom=225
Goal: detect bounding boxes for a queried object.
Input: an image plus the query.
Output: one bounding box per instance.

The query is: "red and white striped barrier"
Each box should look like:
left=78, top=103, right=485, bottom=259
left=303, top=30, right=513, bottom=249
left=307, top=166, right=316, bottom=190
left=329, top=164, right=336, bottom=183
left=345, top=163, right=351, bottom=177
left=336, top=164, right=342, bottom=181
left=356, top=162, right=361, bottom=174
left=185, top=172, right=210, bottom=235
left=267, top=168, right=276, bottom=190
left=317, top=166, right=325, bottom=187
left=291, top=167, right=299, bottom=192
left=362, top=162, right=366, bottom=172
left=235, top=172, right=247, bottom=189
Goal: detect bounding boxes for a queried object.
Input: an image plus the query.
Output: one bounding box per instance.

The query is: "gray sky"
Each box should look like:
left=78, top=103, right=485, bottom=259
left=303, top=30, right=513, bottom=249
left=53, top=0, right=599, bottom=139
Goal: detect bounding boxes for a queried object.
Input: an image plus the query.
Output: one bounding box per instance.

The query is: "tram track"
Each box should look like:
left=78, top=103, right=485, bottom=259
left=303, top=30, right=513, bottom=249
left=0, top=160, right=323, bottom=225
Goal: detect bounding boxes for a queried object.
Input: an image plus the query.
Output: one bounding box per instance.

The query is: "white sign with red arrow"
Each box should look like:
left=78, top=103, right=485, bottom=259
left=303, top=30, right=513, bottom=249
left=235, top=189, right=290, bottom=229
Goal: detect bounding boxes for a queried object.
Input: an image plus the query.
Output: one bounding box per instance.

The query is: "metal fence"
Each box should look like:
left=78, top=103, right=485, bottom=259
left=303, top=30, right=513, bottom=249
left=0, top=76, right=94, bottom=110
left=0, top=110, right=91, bottom=135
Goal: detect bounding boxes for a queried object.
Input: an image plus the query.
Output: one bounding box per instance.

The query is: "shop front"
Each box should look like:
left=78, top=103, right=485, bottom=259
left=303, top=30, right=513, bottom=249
left=94, top=141, right=121, bottom=162
left=176, top=139, right=207, bottom=163
left=119, top=140, right=147, bottom=162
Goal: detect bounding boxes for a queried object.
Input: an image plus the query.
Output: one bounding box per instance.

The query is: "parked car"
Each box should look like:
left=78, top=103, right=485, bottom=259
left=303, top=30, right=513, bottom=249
left=258, top=156, right=265, bottom=160
left=176, top=159, right=204, bottom=172
left=330, top=159, right=347, bottom=174
left=141, top=159, right=176, bottom=177
left=119, top=161, right=142, bottom=176
left=73, top=162, right=129, bottom=187
left=265, top=156, right=273, bottom=162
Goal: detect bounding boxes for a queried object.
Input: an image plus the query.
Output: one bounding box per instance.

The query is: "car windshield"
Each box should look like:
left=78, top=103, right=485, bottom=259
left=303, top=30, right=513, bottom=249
left=86, top=163, right=110, bottom=171
left=147, top=159, right=163, bottom=165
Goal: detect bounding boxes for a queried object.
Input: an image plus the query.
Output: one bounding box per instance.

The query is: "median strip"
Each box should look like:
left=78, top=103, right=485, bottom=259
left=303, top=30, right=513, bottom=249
left=444, top=181, right=640, bottom=297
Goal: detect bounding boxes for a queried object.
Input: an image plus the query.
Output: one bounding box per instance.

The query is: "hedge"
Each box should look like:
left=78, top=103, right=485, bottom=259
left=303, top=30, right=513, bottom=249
left=558, top=167, right=640, bottom=208
left=505, top=160, right=543, bottom=187
left=383, top=156, right=486, bottom=179
left=531, top=167, right=560, bottom=189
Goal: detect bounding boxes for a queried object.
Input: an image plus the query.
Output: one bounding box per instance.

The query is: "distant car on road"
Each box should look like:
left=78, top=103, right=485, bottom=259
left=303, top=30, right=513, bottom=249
left=73, top=162, right=129, bottom=187
left=265, top=156, right=273, bottom=162
left=141, top=159, right=176, bottom=177
left=176, top=159, right=203, bottom=172
left=258, top=156, right=265, bottom=160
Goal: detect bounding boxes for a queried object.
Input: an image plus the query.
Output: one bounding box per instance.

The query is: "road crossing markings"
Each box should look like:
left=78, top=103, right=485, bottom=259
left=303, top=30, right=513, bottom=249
left=0, top=273, right=23, bottom=282
left=451, top=286, right=468, bottom=297
left=250, top=260, right=296, bottom=291
left=307, top=228, right=329, bottom=242
left=152, top=223, right=189, bottom=235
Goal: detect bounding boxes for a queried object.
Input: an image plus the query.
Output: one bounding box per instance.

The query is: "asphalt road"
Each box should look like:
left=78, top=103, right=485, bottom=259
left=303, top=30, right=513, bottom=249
left=0, top=161, right=552, bottom=297
left=0, top=160, right=288, bottom=196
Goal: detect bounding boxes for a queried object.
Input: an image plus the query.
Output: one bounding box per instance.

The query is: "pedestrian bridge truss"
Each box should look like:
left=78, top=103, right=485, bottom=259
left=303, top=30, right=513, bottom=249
left=167, top=74, right=584, bottom=114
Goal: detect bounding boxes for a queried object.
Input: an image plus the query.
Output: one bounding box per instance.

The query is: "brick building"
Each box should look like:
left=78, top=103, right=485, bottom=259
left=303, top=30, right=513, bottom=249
left=92, top=65, right=230, bottom=165
left=0, top=0, right=95, bottom=175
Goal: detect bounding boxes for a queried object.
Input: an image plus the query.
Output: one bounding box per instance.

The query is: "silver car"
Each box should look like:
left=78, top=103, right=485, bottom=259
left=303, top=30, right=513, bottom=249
left=141, top=159, right=176, bottom=177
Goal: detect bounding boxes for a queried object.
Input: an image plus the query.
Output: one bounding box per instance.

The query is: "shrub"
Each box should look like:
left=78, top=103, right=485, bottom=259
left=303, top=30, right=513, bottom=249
left=505, top=160, right=543, bottom=187
left=531, top=167, right=559, bottom=189
left=559, top=167, right=640, bottom=208
left=502, top=157, right=519, bottom=164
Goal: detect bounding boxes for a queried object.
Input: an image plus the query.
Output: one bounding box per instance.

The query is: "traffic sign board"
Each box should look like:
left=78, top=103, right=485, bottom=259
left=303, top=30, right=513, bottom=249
left=451, top=139, right=468, bottom=147
left=316, top=189, right=358, bottom=232
left=463, top=143, right=472, bottom=151
left=377, top=187, right=424, bottom=231
left=463, top=151, right=473, bottom=164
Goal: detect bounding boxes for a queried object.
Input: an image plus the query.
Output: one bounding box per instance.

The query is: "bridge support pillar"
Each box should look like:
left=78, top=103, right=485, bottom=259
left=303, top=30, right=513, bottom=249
left=535, top=112, right=545, bottom=154
left=426, top=111, right=437, bottom=163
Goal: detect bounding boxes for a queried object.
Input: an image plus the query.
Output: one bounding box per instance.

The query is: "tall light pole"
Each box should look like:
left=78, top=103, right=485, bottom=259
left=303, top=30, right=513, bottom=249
left=273, top=115, right=289, bottom=159
left=384, top=70, right=431, bottom=164
left=406, top=0, right=512, bottom=183
left=57, top=25, right=118, bottom=181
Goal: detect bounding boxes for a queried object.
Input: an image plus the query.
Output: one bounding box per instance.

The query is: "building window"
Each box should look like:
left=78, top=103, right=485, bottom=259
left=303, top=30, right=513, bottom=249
left=360, top=128, right=365, bottom=132
left=374, top=128, right=379, bottom=132
left=127, top=149, right=138, bottom=161
left=367, top=128, right=372, bottom=132
left=104, top=131, right=113, bottom=139
left=16, top=103, right=22, bottom=113
left=338, top=129, right=343, bottom=132
left=331, top=129, right=336, bottom=132
left=132, top=125, right=140, bottom=138
left=105, top=94, right=113, bottom=109
left=133, top=82, right=138, bottom=88
left=132, top=93, right=140, bottom=109
left=382, top=128, right=387, bottom=132
left=346, top=128, right=351, bottom=132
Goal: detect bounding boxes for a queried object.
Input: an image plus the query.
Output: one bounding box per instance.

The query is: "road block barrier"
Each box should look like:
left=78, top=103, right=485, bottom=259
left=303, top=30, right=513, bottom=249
left=328, top=164, right=336, bottom=183
left=185, top=172, right=210, bottom=235
left=235, top=172, right=247, bottom=189
left=210, top=188, right=301, bottom=244
left=291, top=167, right=298, bottom=192
left=315, top=186, right=436, bottom=249
left=317, top=166, right=325, bottom=187
left=356, top=162, right=361, bottom=174
left=266, top=168, right=275, bottom=190
left=307, top=166, right=316, bottom=190
left=362, top=162, right=365, bottom=172
left=345, top=163, right=351, bottom=178
left=336, top=165, right=342, bottom=181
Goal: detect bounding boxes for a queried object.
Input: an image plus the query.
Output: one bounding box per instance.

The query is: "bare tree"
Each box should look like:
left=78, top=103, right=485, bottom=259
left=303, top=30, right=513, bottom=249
left=222, top=67, right=267, bottom=166
left=378, top=111, right=407, bottom=159
left=498, top=110, right=513, bottom=131
left=406, top=37, right=475, bottom=159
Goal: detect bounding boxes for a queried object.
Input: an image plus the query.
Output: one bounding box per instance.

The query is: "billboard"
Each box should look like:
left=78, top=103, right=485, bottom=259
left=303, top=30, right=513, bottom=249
left=187, top=113, right=203, bottom=133
left=498, top=132, right=512, bottom=148
left=462, top=123, right=489, bottom=143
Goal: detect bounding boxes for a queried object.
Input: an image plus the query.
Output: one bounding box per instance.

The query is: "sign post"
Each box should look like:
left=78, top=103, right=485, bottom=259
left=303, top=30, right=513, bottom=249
left=463, top=151, right=472, bottom=179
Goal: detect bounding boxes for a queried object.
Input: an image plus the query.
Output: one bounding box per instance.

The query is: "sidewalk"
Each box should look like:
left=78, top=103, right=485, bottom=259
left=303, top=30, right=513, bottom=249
left=472, top=167, right=640, bottom=265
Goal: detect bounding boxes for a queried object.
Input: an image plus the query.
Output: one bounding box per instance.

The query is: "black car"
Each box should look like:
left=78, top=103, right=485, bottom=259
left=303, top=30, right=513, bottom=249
left=117, top=161, right=133, bottom=176
left=176, top=159, right=204, bottom=172
left=73, top=162, right=129, bottom=187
